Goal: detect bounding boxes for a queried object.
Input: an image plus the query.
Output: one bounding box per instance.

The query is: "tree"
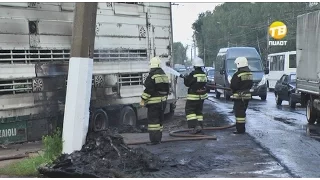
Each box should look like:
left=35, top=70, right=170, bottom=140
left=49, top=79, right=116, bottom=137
left=192, top=2, right=320, bottom=66
left=173, top=42, right=188, bottom=65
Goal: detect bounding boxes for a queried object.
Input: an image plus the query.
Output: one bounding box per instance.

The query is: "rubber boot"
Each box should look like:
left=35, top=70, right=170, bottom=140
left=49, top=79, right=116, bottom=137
left=233, top=123, right=245, bottom=134
left=189, top=127, right=198, bottom=134
left=147, top=131, right=161, bottom=145
left=189, top=125, right=202, bottom=134
left=147, top=142, right=161, bottom=145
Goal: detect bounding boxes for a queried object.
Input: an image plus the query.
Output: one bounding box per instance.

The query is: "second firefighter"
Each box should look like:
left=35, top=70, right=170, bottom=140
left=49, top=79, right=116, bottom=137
left=140, top=56, right=170, bottom=145
left=180, top=57, right=208, bottom=134
left=230, top=57, right=253, bottom=134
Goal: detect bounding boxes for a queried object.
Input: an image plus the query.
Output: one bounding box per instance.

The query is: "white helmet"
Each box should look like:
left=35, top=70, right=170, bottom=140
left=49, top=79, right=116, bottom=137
left=192, top=57, right=204, bottom=67
left=234, top=57, right=249, bottom=68
left=149, top=56, right=161, bottom=68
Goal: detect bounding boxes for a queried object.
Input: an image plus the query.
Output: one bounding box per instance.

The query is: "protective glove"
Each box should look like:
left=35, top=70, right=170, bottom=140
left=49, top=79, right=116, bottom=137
left=140, top=99, right=145, bottom=107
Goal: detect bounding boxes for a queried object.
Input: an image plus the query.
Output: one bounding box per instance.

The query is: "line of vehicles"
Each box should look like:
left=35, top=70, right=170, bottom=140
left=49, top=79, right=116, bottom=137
left=206, top=10, right=320, bottom=126
left=204, top=49, right=300, bottom=108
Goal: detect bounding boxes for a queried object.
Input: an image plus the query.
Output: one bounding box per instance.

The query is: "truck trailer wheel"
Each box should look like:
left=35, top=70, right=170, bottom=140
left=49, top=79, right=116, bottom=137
left=306, top=99, right=317, bottom=124
left=260, top=95, right=267, bottom=101
left=164, top=103, right=176, bottom=121
left=91, top=109, right=109, bottom=131
left=275, top=94, right=282, bottom=105
left=119, top=106, right=137, bottom=127
left=224, top=90, right=230, bottom=101
left=215, top=89, right=221, bottom=99
left=289, top=95, right=296, bottom=109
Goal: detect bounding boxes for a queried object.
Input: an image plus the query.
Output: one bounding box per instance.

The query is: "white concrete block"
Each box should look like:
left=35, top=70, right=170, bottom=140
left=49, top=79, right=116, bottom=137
left=62, top=57, right=93, bottom=154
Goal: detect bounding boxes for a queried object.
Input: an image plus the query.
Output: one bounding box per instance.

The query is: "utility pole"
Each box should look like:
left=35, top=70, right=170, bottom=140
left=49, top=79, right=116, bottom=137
left=191, top=46, right=193, bottom=61
left=204, top=48, right=206, bottom=66
left=62, top=2, right=98, bottom=154
left=257, top=35, right=262, bottom=56
left=193, top=34, right=196, bottom=59
left=266, top=15, right=271, bottom=63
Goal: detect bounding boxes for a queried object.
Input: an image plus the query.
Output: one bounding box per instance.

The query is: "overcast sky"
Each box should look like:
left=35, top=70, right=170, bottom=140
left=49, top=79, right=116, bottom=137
left=171, top=2, right=222, bottom=59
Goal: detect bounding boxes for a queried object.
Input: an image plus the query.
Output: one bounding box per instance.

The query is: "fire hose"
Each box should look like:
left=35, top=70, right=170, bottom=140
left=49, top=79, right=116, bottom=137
left=125, top=85, right=238, bottom=145
left=126, top=124, right=236, bottom=145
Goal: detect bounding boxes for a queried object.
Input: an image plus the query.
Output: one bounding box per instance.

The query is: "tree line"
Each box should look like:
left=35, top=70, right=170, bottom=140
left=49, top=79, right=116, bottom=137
left=190, top=2, right=320, bottom=67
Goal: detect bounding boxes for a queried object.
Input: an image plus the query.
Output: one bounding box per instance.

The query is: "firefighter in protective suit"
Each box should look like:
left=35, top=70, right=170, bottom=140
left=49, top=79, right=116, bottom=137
left=140, top=56, right=170, bottom=145
left=230, top=57, right=253, bottom=134
left=180, top=57, right=208, bottom=134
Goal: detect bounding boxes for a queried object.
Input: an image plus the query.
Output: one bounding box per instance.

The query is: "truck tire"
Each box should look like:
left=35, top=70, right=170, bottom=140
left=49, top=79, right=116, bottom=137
left=215, top=89, right=221, bottom=99
left=306, top=99, right=317, bottom=124
left=289, top=95, right=296, bottom=109
left=91, top=109, right=109, bottom=131
left=119, top=106, right=137, bottom=127
left=224, top=90, right=230, bottom=101
left=260, top=95, right=267, bottom=101
left=164, top=103, right=175, bottom=121
left=275, top=94, right=282, bottom=105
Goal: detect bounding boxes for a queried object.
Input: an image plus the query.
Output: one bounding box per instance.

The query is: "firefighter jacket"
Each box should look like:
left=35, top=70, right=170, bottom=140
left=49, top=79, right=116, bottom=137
left=230, top=66, right=253, bottom=100
left=184, top=67, right=208, bottom=100
left=141, top=68, right=170, bottom=104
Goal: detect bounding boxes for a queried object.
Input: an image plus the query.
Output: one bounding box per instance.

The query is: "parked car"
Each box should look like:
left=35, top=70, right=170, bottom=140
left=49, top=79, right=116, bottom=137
left=274, top=73, right=301, bottom=108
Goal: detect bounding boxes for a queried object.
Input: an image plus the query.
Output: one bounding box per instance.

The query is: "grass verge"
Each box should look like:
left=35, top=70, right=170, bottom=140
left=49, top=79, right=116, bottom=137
left=0, top=155, right=50, bottom=177
left=0, top=128, right=62, bottom=177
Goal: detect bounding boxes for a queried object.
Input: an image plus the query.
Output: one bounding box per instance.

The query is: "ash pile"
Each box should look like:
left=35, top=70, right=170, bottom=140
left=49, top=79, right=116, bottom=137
left=38, top=129, right=164, bottom=178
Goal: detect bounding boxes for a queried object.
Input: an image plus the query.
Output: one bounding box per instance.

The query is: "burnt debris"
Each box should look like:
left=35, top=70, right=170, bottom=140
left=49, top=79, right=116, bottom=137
left=38, top=129, right=164, bottom=178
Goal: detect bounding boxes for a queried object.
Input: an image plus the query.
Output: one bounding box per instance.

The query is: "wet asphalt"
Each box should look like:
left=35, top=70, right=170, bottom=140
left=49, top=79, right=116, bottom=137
left=138, top=97, right=292, bottom=178
left=208, top=91, right=320, bottom=178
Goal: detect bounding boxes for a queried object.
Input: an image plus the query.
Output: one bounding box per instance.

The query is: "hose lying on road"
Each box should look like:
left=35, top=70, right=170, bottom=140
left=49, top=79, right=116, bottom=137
left=126, top=123, right=236, bottom=145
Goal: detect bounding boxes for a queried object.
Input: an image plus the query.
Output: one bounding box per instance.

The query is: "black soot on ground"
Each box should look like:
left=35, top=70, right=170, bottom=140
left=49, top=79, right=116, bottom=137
left=38, top=129, right=165, bottom=178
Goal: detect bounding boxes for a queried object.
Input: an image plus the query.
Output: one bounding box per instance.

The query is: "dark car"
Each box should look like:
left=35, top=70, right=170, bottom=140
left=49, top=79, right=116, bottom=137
left=274, top=73, right=301, bottom=108
left=206, top=68, right=215, bottom=90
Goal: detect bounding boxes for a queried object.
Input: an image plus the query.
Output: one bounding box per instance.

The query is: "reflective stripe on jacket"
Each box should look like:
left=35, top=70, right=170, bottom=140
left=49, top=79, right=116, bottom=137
left=184, top=67, right=208, bottom=101
left=230, top=67, right=253, bottom=100
left=141, top=68, right=170, bottom=104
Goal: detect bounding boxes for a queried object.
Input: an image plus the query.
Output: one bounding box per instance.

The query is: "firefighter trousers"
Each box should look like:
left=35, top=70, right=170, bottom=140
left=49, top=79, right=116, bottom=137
left=233, top=99, right=249, bottom=133
left=147, top=101, right=166, bottom=143
left=185, top=99, right=204, bottom=129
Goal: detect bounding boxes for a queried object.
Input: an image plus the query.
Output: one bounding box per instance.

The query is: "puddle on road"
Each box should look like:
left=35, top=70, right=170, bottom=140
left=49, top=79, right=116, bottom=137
left=273, top=117, right=295, bottom=125
left=305, top=124, right=320, bottom=141
left=203, top=113, right=231, bottom=127
left=230, top=161, right=289, bottom=178
left=203, top=101, right=233, bottom=127
left=251, top=107, right=260, bottom=112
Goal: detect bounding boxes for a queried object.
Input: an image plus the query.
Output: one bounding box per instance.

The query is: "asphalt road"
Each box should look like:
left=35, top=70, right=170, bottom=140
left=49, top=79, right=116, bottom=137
left=128, top=98, right=292, bottom=178
left=208, top=91, right=320, bottom=178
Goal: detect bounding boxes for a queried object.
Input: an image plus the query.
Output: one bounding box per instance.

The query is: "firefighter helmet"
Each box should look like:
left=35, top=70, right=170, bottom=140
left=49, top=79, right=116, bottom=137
left=149, top=56, right=161, bottom=68
left=192, top=57, right=205, bottom=67
left=234, top=57, right=249, bottom=68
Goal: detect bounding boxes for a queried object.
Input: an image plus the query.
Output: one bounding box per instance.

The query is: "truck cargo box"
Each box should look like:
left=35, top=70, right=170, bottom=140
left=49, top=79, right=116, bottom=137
left=296, top=10, right=320, bottom=94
